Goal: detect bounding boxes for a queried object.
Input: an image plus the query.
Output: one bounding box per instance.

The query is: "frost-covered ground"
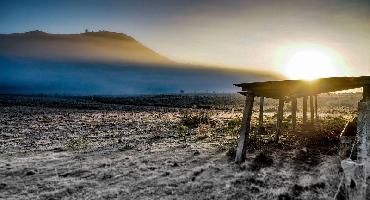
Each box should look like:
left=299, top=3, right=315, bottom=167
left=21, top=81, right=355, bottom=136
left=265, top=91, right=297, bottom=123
left=0, top=94, right=360, bottom=200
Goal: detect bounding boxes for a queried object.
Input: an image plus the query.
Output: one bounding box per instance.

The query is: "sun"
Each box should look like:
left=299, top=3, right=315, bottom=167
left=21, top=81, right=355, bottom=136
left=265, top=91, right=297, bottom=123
left=274, top=43, right=345, bottom=80
left=283, top=48, right=337, bottom=80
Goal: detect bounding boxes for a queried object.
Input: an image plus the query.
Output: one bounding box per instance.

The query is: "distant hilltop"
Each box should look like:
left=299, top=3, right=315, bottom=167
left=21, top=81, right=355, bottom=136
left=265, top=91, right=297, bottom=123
left=0, top=30, right=172, bottom=65
left=12, top=30, right=137, bottom=41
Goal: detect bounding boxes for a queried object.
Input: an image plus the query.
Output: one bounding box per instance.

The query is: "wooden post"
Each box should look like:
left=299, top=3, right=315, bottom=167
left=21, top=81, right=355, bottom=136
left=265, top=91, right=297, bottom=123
left=310, top=96, right=314, bottom=122
left=291, top=98, right=297, bottom=131
left=303, top=96, right=307, bottom=124
left=314, top=95, right=318, bottom=120
left=363, top=84, right=370, bottom=101
left=235, top=93, right=254, bottom=164
left=276, top=98, right=284, bottom=142
left=258, top=97, right=264, bottom=133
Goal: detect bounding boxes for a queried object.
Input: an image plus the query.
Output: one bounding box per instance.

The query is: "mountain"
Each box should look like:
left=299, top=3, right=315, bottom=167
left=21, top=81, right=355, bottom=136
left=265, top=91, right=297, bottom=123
left=0, top=30, right=282, bottom=95
left=0, top=30, right=171, bottom=65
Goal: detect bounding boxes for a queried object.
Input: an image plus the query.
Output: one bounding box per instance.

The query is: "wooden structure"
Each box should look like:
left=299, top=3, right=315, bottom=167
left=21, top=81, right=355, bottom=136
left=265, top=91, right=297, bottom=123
left=234, top=76, right=370, bottom=163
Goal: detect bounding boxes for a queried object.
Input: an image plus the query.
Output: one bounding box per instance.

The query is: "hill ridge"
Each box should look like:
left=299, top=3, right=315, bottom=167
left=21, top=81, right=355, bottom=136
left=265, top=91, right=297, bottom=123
left=0, top=30, right=172, bottom=65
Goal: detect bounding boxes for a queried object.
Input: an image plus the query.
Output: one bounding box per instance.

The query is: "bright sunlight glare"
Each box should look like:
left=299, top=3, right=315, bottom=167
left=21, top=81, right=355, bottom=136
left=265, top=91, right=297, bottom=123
left=274, top=43, right=349, bottom=80
left=283, top=49, right=337, bottom=80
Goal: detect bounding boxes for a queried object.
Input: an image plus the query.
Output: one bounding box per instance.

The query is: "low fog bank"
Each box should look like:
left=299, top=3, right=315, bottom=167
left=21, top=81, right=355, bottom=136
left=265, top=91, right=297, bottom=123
left=0, top=31, right=282, bottom=95
left=0, top=56, right=281, bottom=95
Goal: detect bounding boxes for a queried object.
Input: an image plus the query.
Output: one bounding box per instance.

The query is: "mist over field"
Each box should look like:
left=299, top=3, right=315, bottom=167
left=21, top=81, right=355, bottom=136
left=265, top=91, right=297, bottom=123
left=0, top=31, right=281, bottom=95
left=0, top=56, right=281, bottom=95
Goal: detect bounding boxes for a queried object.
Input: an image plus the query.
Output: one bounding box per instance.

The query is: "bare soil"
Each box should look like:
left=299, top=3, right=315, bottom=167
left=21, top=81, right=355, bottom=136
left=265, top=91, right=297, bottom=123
left=0, top=94, right=360, bottom=200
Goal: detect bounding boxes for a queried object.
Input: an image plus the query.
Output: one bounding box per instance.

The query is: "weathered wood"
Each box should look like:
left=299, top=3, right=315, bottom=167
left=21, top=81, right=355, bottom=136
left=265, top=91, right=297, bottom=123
left=235, top=93, right=254, bottom=164
left=336, top=101, right=370, bottom=199
left=291, top=98, right=297, bottom=131
left=236, top=76, right=370, bottom=99
left=258, top=96, right=264, bottom=133
left=276, top=98, right=284, bottom=142
left=314, top=95, right=318, bottom=120
left=303, top=96, right=307, bottom=124
left=310, top=95, right=314, bottom=122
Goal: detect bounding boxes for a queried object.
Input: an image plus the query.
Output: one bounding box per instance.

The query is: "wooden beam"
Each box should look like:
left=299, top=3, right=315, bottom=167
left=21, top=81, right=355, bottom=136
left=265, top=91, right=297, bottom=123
left=235, top=93, right=254, bottom=164
left=303, top=96, right=307, bottom=124
left=310, top=96, right=314, bottom=122
left=235, top=76, right=370, bottom=99
left=314, top=95, right=318, bottom=120
left=276, top=98, right=284, bottom=142
left=258, top=96, right=264, bottom=133
left=291, top=98, right=297, bottom=131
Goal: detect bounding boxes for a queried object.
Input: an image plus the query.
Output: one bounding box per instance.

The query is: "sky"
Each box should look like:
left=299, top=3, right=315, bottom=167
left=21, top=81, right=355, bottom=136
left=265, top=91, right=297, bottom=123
left=0, top=0, right=369, bottom=77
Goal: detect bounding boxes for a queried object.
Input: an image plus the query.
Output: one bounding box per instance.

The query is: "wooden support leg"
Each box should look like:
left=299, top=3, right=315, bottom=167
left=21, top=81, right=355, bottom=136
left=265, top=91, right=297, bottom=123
left=235, top=94, right=254, bottom=164
left=291, top=98, right=297, bottom=131
left=276, top=98, right=284, bottom=142
left=363, top=84, right=370, bottom=101
left=310, top=96, right=314, bottom=122
left=314, top=95, right=318, bottom=120
left=303, top=96, right=307, bottom=124
left=258, top=97, right=264, bottom=133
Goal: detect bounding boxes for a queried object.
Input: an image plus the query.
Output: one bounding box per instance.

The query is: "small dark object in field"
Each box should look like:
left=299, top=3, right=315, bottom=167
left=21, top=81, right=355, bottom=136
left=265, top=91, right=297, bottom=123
left=52, top=147, right=65, bottom=152
left=163, top=171, right=170, bottom=176
left=148, top=166, right=157, bottom=171
left=250, top=152, right=273, bottom=171
left=172, top=162, right=179, bottom=167
left=25, top=170, right=36, bottom=176
left=193, top=150, right=200, bottom=156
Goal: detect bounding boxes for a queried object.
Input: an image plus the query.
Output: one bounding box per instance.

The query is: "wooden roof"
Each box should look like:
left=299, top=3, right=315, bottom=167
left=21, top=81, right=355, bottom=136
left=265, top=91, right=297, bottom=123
left=235, top=76, right=370, bottom=99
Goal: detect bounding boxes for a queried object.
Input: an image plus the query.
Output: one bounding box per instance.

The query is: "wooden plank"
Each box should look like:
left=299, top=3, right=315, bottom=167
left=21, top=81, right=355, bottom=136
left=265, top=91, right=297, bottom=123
left=303, top=96, right=307, bottom=124
left=310, top=96, right=314, bottom=122
left=258, top=96, right=264, bottom=133
left=276, top=98, right=284, bottom=142
left=235, top=93, right=254, bottom=164
left=291, top=98, right=297, bottom=131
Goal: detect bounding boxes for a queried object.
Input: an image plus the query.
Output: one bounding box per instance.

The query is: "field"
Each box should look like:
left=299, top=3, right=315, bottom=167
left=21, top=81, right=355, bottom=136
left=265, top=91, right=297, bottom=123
left=0, top=93, right=363, bottom=200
